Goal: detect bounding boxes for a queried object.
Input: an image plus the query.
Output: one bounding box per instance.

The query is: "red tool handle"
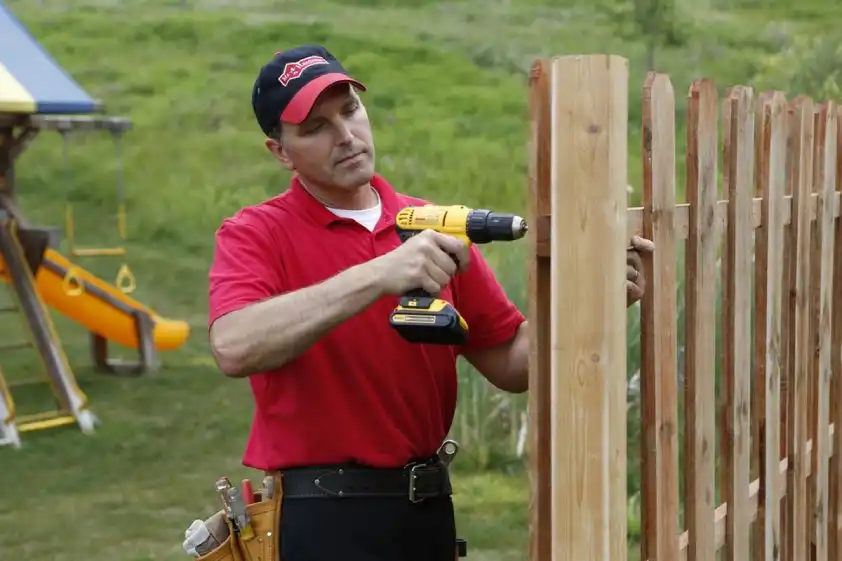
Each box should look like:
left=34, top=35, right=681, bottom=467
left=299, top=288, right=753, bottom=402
left=241, top=479, right=254, bottom=504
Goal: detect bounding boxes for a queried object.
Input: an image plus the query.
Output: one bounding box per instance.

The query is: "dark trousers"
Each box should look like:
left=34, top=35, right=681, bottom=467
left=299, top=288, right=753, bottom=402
left=279, top=494, right=456, bottom=561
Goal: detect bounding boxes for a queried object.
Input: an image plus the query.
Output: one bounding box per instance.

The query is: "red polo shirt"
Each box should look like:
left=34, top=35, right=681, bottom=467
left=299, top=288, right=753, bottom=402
left=208, top=173, right=525, bottom=471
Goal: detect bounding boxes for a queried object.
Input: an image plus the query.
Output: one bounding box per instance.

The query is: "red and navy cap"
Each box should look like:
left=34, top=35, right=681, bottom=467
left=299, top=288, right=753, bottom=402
left=252, top=45, right=367, bottom=136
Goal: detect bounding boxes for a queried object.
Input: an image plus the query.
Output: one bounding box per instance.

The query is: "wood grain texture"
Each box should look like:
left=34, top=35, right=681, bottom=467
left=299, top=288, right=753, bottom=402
left=812, top=101, right=837, bottom=561
left=684, top=78, right=719, bottom=561
left=785, top=95, right=814, bottom=561
left=548, top=54, right=628, bottom=561
left=830, top=103, right=842, bottom=561
left=722, top=85, right=753, bottom=561
left=526, top=57, right=552, bottom=561
left=757, top=91, right=788, bottom=561
left=639, top=71, right=680, bottom=561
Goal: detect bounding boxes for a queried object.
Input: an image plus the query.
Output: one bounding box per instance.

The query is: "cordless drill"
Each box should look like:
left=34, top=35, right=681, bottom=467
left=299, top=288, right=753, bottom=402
left=388, top=205, right=528, bottom=345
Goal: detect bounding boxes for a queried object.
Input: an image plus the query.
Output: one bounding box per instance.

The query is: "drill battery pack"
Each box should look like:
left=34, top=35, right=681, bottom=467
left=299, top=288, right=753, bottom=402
left=389, top=293, right=469, bottom=346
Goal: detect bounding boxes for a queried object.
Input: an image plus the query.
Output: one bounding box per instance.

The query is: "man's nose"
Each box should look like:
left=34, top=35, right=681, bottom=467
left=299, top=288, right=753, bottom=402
left=333, top=120, right=354, bottom=143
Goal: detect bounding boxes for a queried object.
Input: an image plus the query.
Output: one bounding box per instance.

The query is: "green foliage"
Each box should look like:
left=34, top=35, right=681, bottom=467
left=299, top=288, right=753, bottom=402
left=753, top=30, right=842, bottom=101
left=602, top=0, right=692, bottom=48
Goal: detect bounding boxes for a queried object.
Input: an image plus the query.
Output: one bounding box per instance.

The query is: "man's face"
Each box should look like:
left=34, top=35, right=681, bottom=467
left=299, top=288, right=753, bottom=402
left=267, top=83, right=375, bottom=192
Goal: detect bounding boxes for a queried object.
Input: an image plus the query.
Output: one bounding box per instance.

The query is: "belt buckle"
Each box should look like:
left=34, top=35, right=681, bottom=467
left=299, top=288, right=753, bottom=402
left=408, top=462, right=425, bottom=503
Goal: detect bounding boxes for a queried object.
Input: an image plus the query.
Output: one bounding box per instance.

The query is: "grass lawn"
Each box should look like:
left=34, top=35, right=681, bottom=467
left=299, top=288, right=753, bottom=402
left=0, top=357, right=531, bottom=560
left=0, top=0, right=838, bottom=558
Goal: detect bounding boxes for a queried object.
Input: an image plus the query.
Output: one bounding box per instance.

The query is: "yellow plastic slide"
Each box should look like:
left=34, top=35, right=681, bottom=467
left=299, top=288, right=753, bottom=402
left=0, top=248, right=190, bottom=351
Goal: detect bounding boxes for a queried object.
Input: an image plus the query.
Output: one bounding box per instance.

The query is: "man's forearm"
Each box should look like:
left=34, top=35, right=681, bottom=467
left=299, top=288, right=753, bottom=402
left=210, top=263, right=384, bottom=377
left=463, top=320, right=530, bottom=393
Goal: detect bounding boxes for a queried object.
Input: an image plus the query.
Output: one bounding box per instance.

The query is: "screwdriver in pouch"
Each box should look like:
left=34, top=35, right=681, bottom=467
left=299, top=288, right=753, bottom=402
left=226, top=485, right=255, bottom=540
left=215, top=477, right=232, bottom=508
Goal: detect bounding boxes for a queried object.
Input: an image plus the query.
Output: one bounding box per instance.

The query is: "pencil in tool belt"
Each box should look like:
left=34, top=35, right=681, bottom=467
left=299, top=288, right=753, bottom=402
left=226, top=485, right=255, bottom=540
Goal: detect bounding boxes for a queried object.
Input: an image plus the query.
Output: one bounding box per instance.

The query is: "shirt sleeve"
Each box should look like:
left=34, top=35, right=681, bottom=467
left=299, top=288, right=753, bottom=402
left=208, top=218, right=284, bottom=328
left=452, top=245, right=526, bottom=353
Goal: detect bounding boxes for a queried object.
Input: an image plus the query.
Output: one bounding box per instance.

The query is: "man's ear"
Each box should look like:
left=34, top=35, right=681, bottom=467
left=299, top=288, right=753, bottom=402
left=265, top=137, right=295, bottom=171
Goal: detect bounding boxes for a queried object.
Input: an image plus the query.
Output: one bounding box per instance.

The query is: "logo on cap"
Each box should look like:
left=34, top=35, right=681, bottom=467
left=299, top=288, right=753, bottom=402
left=278, top=56, right=329, bottom=87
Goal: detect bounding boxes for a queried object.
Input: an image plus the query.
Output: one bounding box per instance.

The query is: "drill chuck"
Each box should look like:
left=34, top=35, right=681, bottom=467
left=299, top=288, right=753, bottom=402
left=466, top=210, right=528, bottom=243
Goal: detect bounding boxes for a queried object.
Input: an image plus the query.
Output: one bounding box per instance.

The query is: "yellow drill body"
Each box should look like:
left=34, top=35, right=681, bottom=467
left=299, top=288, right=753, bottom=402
left=389, top=204, right=528, bottom=345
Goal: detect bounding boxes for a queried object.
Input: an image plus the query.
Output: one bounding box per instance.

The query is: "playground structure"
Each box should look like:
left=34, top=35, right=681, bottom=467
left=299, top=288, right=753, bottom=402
left=0, top=2, right=190, bottom=448
left=526, top=54, right=842, bottom=560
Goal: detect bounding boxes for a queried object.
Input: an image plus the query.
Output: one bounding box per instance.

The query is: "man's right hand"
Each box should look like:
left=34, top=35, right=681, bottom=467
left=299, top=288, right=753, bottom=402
left=370, top=230, right=471, bottom=297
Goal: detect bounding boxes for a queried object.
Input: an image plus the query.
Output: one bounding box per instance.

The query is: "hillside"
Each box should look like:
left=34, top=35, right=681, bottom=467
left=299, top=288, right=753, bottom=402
left=1, top=0, right=840, bottom=559
left=6, top=0, right=840, bottom=328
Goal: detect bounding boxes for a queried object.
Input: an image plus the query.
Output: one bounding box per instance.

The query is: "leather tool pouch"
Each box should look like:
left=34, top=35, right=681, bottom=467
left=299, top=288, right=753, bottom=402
left=194, top=516, right=245, bottom=561
left=192, top=474, right=283, bottom=561
left=235, top=473, right=283, bottom=561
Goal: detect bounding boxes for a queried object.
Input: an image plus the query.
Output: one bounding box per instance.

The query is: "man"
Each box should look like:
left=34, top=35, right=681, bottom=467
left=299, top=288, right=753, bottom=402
left=207, top=45, right=653, bottom=561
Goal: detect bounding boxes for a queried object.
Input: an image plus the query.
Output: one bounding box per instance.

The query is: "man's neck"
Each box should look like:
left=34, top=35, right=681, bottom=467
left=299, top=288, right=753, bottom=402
left=298, top=177, right=377, bottom=210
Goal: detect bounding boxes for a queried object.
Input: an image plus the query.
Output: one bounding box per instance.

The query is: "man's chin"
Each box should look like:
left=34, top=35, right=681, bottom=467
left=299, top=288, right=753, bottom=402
left=338, top=167, right=375, bottom=190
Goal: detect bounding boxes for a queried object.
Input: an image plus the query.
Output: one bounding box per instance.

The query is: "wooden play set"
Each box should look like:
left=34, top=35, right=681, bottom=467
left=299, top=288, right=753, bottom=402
left=0, top=2, right=189, bottom=449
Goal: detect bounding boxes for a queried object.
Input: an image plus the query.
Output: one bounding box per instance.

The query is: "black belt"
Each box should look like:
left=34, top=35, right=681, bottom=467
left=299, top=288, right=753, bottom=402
left=278, top=459, right=452, bottom=503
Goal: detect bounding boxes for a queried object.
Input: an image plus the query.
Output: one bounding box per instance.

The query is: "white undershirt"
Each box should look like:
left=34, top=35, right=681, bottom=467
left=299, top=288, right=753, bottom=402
left=325, top=189, right=382, bottom=232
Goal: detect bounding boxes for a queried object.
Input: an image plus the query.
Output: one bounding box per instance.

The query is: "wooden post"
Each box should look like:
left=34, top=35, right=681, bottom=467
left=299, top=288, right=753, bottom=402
left=527, top=57, right=553, bottom=561
left=546, top=54, right=629, bottom=561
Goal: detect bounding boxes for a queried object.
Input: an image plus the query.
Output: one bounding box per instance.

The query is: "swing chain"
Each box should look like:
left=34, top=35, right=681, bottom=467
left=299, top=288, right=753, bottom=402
left=59, top=129, right=84, bottom=297
left=113, top=129, right=135, bottom=295
left=60, top=126, right=136, bottom=295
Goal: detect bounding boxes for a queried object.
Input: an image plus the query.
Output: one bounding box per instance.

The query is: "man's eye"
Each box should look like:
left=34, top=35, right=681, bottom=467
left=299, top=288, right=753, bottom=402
left=304, top=122, right=324, bottom=134
left=344, top=103, right=358, bottom=114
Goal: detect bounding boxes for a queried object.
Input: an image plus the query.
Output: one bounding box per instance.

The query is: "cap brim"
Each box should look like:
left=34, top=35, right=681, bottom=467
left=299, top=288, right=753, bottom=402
left=280, top=73, right=367, bottom=124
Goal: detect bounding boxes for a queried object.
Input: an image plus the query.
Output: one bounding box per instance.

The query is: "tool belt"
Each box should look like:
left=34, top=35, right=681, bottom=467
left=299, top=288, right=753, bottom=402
left=182, top=443, right=467, bottom=560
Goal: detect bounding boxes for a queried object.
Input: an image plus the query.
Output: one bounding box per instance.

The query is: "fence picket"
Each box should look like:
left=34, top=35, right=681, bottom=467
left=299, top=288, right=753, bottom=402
left=830, top=103, right=842, bottom=560
left=683, top=78, right=719, bottom=561
left=640, top=71, right=680, bottom=561
left=756, top=91, right=788, bottom=561
left=785, top=96, right=815, bottom=561
left=810, top=102, right=836, bottom=561
left=722, top=85, right=754, bottom=561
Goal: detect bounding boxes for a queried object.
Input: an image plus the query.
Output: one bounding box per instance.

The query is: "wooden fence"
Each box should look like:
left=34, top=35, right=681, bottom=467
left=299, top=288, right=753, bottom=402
left=526, top=54, right=842, bottom=561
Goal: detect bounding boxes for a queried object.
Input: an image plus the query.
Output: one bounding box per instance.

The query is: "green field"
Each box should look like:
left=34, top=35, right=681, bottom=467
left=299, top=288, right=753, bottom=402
left=0, top=0, right=839, bottom=559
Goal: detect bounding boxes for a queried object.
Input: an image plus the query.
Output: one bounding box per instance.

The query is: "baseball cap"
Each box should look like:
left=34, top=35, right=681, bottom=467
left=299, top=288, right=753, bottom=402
left=251, top=45, right=367, bottom=136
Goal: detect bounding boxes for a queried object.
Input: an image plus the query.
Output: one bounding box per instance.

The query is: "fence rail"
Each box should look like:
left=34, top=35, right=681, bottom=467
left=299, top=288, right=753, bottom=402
left=527, top=54, right=842, bottom=561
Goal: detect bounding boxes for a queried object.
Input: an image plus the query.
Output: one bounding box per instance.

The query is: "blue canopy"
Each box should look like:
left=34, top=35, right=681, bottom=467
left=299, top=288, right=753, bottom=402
left=0, top=1, right=99, bottom=114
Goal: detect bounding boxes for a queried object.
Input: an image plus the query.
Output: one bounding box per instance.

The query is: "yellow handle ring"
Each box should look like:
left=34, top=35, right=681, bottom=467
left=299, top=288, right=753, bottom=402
left=62, top=267, right=85, bottom=297
left=115, top=264, right=136, bottom=294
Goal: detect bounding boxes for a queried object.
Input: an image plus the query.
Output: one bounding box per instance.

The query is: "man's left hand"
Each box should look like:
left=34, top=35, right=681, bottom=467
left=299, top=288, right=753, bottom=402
left=627, top=235, right=655, bottom=307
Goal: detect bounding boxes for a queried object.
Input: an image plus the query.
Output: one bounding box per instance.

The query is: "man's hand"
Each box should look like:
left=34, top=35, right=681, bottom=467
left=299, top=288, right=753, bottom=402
left=370, top=229, right=470, bottom=297
left=627, top=235, right=655, bottom=307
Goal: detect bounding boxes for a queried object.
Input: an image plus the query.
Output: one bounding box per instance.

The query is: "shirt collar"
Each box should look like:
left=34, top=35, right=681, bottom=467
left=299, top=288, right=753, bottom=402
left=288, top=172, right=400, bottom=232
